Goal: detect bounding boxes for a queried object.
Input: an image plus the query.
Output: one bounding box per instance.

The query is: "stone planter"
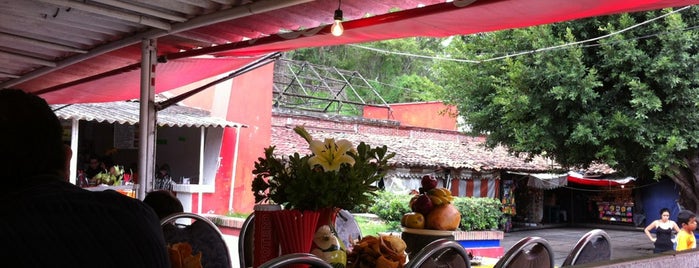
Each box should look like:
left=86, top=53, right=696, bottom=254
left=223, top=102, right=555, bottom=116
left=202, top=214, right=246, bottom=236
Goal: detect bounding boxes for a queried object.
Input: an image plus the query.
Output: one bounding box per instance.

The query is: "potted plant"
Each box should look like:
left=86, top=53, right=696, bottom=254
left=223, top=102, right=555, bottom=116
left=252, top=125, right=394, bottom=211
left=251, top=125, right=394, bottom=262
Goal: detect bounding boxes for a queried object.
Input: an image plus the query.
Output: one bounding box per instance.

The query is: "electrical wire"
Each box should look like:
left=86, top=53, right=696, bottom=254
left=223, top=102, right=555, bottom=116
left=348, top=6, right=693, bottom=63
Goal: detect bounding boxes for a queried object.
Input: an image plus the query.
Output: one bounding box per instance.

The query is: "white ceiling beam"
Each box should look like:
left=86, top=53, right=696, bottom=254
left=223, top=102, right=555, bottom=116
left=38, top=0, right=172, bottom=30
left=1, top=0, right=313, bottom=88
left=0, top=72, right=20, bottom=78
left=0, top=51, right=56, bottom=67
left=90, top=0, right=188, bottom=22
left=0, top=32, right=88, bottom=53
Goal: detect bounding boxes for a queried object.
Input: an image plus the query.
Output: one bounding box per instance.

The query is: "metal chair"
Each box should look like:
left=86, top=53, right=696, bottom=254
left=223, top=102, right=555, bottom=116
left=238, top=213, right=255, bottom=268
left=562, top=229, right=612, bottom=267
left=405, top=239, right=472, bottom=268
left=258, top=253, right=333, bottom=268
left=494, top=236, right=554, bottom=268
left=335, top=209, right=362, bottom=249
left=161, top=212, right=233, bottom=268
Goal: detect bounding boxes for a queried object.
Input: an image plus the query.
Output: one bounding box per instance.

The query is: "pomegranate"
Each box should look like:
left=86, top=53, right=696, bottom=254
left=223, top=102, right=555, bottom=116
left=410, top=194, right=434, bottom=216
left=421, top=175, right=438, bottom=191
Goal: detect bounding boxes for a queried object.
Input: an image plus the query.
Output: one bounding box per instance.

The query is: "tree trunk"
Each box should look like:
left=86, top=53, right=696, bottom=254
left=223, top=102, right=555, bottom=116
left=667, top=157, right=699, bottom=214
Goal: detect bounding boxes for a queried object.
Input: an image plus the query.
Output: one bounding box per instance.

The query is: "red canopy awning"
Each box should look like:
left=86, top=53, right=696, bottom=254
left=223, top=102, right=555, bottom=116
left=211, top=0, right=699, bottom=57
left=567, top=172, right=636, bottom=186
left=37, top=57, right=260, bottom=104
left=9, top=0, right=697, bottom=104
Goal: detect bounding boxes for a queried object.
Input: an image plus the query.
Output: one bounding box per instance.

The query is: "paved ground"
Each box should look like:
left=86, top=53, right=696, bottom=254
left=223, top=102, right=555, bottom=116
left=501, top=227, right=653, bottom=267
left=223, top=226, right=653, bottom=268
left=222, top=235, right=240, bottom=268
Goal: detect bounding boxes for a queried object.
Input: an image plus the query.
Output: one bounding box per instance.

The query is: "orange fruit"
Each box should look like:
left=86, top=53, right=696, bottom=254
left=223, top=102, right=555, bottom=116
left=425, top=204, right=461, bottom=230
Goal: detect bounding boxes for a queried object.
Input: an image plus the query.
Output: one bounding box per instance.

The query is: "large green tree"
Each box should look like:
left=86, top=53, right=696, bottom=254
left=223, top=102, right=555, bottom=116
left=436, top=7, right=699, bottom=212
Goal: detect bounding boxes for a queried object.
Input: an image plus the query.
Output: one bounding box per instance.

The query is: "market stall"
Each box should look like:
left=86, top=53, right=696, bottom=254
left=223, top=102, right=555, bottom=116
left=54, top=101, right=244, bottom=206
left=505, top=172, right=568, bottom=226
left=566, top=172, right=637, bottom=225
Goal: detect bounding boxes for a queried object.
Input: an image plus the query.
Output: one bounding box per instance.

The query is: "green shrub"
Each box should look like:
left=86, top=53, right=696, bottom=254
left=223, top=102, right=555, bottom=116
left=453, top=197, right=505, bottom=231
left=366, top=190, right=412, bottom=231
left=366, top=192, right=504, bottom=232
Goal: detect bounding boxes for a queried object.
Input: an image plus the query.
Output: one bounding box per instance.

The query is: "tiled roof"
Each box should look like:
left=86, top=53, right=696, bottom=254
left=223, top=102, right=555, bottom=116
left=52, top=101, right=243, bottom=128
left=271, top=123, right=561, bottom=173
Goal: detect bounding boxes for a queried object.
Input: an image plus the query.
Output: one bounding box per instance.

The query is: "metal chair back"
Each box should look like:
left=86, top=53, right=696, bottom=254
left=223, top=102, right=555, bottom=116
left=238, top=213, right=255, bottom=268
left=335, top=209, right=362, bottom=249
left=562, top=229, right=612, bottom=266
left=494, top=236, right=554, bottom=268
left=405, top=239, right=472, bottom=268
left=161, top=212, right=232, bottom=268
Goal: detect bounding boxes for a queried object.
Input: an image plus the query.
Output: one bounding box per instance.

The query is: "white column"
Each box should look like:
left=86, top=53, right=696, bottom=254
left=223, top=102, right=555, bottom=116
left=137, top=38, right=157, bottom=200
left=69, top=118, right=79, bottom=184
left=198, top=126, right=205, bottom=214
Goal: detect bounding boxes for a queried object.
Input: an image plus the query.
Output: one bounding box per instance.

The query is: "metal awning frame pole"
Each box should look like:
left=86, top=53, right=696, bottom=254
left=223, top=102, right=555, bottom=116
left=137, top=39, right=157, bottom=200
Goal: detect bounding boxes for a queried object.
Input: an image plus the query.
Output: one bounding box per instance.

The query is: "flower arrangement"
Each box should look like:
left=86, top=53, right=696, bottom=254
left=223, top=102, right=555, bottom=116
left=91, top=165, right=126, bottom=186
left=252, top=126, right=394, bottom=211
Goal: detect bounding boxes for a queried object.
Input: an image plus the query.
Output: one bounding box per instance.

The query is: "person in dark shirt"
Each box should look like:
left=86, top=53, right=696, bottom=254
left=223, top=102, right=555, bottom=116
left=84, top=154, right=103, bottom=179
left=0, top=89, right=170, bottom=267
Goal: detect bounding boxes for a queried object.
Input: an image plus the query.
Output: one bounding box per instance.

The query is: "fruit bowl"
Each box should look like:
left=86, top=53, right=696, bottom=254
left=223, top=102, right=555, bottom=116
left=401, top=227, right=455, bottom=259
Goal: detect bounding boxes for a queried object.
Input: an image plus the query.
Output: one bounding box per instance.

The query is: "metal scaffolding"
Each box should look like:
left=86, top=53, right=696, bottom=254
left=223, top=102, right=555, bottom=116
left=273, top=59, right=391, bottom=115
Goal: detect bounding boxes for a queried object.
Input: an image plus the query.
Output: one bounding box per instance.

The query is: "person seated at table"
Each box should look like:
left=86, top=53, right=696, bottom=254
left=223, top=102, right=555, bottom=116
left=144, top=189, right=184, bottom=220
left=0, top=89, right=170, bottom=267
left=84, top=154, right=103, bottom=179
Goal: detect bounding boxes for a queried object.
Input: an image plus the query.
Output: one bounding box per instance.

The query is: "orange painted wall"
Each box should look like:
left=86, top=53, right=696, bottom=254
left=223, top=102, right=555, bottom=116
left=169, top=76, right=217, bottom=111
left=168, top=64, right=273, bottom=214
left=220, top=64, right=273, bottom=213
left=364, top=101, right=458, bottom=131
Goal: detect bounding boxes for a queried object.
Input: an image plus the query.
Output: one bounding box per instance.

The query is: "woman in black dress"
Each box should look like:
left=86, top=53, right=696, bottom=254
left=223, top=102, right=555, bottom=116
left=644, top=208, right=681, bottom=253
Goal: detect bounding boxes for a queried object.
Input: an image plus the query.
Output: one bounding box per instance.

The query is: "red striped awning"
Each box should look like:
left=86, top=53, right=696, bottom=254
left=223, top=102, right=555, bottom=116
left=450, top=178, right=500, bottom=199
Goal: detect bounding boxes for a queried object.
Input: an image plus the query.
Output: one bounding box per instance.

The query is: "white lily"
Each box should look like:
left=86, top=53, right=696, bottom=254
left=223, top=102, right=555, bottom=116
left=308, top=138, right=355, bottom=171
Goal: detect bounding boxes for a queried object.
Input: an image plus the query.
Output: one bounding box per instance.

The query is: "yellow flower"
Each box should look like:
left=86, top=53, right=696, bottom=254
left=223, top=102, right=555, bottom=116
left=308, top=138, right=355, bottom=171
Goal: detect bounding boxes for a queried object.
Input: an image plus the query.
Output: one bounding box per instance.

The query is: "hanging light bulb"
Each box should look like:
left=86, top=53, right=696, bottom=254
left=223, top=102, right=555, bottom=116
left=331, top=1, right=343, bottom=36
